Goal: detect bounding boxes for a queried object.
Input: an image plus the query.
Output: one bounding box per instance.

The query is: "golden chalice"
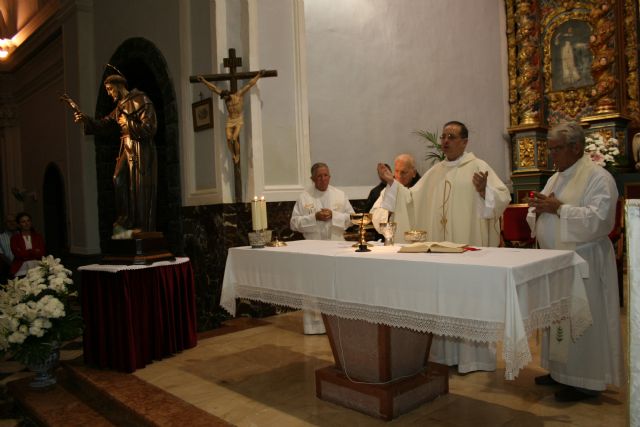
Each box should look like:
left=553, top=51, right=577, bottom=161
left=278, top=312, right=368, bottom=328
left=350, top=213, right=373, bottom=252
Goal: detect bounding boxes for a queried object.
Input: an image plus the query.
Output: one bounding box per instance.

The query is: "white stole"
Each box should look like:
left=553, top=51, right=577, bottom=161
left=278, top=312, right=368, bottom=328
left=547, top=154, right=597, bottom=362
left=543, top=154, right=597, bottom=251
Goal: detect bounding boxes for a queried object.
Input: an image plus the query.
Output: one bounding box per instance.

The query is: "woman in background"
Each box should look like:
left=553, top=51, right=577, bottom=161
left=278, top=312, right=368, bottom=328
left=10, top=212, right=46, bottom=277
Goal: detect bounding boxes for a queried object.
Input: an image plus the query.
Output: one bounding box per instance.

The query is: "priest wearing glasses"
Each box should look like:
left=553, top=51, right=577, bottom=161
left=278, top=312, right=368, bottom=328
left=376, top=120, right=511, bottom=373
left=527, top=122, right=621, bottom=402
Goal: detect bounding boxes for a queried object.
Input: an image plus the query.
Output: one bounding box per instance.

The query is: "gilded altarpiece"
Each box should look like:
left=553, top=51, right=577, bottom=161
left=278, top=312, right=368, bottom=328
left=506, top=0, right=640, bottom=201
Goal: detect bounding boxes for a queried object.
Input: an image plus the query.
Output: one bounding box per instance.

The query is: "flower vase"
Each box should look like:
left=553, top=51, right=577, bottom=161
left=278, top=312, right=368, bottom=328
left=26, top=345, right=60, bottom=389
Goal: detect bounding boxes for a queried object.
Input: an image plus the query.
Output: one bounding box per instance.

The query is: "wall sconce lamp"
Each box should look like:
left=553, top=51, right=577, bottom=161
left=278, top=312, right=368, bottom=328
left=0, top=38, right=16, bottom=60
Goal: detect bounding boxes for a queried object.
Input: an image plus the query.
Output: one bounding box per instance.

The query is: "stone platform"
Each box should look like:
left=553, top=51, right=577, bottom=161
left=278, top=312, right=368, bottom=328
left=7, top=359, right=231, bottom=426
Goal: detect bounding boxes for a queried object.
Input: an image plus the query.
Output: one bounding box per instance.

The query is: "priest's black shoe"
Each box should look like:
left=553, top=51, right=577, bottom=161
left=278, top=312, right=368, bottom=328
left=554, top=386, right=598, bottom=402
left=534, top=374, right=559, bottom=386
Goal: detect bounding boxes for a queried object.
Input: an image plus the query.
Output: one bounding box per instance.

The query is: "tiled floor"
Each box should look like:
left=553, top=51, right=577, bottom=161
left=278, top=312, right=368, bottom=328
left=133, top=310, right=627, bottom=426
left=0, top=293, right=629, bottom=426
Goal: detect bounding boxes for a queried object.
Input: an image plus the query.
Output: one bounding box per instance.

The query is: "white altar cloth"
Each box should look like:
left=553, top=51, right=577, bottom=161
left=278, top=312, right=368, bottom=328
left=220, top=240, right=591, bottom=379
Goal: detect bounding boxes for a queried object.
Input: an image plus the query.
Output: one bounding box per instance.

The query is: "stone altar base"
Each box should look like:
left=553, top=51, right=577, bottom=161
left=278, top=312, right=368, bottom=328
left=316, top=315, right=449, bottom=420
left=102, top=231, right=175, bottom=265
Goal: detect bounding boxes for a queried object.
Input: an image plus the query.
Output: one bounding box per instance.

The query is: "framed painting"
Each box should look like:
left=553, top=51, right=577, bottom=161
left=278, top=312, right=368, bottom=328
left=192, top=98, right=213, bottom=132
left=551, top=19, right=593, bottom=92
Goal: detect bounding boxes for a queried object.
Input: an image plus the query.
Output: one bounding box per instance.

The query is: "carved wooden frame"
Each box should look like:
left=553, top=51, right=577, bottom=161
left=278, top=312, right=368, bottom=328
left=543, top=10, right=595, bottom=121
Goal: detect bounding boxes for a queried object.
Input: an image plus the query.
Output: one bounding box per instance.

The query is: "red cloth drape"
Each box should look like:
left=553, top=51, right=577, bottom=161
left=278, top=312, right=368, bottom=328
left=80, top=260, right=197, bottom=372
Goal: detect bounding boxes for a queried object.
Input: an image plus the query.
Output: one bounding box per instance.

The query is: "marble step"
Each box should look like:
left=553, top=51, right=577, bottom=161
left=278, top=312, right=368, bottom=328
left=7, top=370, right=115, bottom=427
left=8, top=358, right=232, bottom=427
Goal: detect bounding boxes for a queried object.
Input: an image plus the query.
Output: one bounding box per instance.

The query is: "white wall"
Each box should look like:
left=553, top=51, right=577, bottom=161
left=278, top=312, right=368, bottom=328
left=304, top=0, right=510, bottom=196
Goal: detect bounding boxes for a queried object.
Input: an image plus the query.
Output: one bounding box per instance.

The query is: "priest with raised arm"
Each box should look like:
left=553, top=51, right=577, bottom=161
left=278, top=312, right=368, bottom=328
left=527, top=122, right=622, bottom=402
left=377, top=120, right=511, bottom=373
left=370, top=154, right=421, bottom=233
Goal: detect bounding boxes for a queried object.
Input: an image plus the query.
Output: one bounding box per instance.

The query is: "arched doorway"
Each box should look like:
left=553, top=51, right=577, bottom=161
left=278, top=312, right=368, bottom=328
left=93, top=37, right=182, bottom=255
left=42, top=163, right=68, bottom=257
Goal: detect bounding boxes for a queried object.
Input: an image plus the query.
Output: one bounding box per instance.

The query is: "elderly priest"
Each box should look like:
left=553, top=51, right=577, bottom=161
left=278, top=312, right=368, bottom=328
left=377, top=121, right=511, bottom=373
left=290, top=162, right=354, bottom=334
left=527, top=122, right=622, bottom=402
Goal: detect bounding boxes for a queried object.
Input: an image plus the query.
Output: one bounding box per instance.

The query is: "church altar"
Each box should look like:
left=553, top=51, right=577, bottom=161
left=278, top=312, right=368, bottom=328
left=221, top=240, right=591, bottom=380
left=79, top=257, right=197, bottom=372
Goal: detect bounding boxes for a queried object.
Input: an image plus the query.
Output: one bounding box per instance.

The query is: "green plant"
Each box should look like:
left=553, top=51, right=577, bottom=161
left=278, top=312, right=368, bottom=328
left=414, top=129, right=445, bottom=166
left=0, top=256, right=83, bottom=365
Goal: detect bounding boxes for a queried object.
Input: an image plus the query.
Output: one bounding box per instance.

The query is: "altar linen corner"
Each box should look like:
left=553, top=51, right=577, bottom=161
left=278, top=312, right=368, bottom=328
left=220, top=240, right=592, bottom=379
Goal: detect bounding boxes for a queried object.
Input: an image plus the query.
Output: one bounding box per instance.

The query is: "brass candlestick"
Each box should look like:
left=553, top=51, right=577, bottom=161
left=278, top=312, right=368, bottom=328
left=350, top=213, right=372, bottom=252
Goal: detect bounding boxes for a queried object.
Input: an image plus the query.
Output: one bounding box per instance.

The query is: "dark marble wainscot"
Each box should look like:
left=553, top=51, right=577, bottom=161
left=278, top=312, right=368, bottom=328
left=181, top=201, right=300, bottom=330
left=182, top=198, right=368, bottom=331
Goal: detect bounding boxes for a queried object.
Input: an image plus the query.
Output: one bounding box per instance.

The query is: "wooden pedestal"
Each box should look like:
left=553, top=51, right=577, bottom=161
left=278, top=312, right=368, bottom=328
left=316, top=315, right=449, bottom=420
left=102, top=232, right=174, bottom=265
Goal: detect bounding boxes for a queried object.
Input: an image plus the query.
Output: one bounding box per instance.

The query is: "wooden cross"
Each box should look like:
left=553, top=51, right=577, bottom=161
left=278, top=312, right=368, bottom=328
left=190, top=48, right=277, bottom=203
left=189, top=48, right=277, bottom=92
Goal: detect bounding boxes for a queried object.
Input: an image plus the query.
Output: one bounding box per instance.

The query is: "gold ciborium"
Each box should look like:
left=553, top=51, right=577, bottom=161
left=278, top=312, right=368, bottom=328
left=350, top=213, right=372, bottom=252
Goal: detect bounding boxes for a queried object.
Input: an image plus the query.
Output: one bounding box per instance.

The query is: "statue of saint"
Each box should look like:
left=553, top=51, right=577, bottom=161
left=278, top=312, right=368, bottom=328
left=633, top=133, right=640, bottom=171
left=70, top=72, right=158, bottom=237
left=196, top=70, right=265, bottom=165
left=560, top=39, right=581, bottom=86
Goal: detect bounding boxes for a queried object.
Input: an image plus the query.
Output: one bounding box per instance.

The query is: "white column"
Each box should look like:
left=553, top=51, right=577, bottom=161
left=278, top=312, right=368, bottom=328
left=628, top=199, right=640, bottom=427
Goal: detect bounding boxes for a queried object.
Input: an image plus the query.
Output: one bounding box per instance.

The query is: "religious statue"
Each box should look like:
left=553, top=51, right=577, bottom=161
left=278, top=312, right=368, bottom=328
left=633, top=133, right=640, bottom=170
left=63, top=69, right=158, bottom=237
left=196, top=70, right=265, bottom=166
left=560, top=38, right=581, bottom=86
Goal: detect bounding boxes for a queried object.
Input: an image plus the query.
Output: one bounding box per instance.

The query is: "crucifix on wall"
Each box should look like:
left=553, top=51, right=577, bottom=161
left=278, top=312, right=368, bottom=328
left=190, top=48, right=277, bottom=202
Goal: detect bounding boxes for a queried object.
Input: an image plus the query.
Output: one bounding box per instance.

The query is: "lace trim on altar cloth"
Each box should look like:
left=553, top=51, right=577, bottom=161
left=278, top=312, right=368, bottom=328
left=502, top=333, right=533, bottom=380
left=522, top=296, right=592, bottom=340
left=221, top=285, right=594, bottom=381
left=227, top=285, right=505, bottom=342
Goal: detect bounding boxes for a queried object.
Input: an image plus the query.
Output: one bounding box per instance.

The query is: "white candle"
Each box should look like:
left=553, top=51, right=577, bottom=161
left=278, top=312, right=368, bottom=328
left=260, top=196, right=268, bottom=230
left=251, top=196, right=262, bottom=231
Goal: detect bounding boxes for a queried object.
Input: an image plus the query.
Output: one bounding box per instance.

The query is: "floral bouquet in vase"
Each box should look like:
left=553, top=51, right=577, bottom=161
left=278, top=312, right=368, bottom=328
left=584, top=132, right=621, bottom=173
left=0, top=256, right=82, bottom=383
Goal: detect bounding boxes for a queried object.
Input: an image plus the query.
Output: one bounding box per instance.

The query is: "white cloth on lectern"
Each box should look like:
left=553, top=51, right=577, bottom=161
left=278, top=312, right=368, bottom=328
left=380, top=152, right=511, bottom=372
left=290, top=185, right=354, bottom=334
left=527, top=156, right=622, bottom=390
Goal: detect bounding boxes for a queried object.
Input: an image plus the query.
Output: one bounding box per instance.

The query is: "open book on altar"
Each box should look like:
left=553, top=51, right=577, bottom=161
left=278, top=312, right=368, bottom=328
left=398, top=241, right=467, bottom=253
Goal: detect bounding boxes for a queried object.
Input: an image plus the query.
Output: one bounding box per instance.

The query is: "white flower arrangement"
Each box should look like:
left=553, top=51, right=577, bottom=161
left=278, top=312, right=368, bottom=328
left=0, top=256, right=82, bottom=365
left=584, top=132, right=620, bottom=171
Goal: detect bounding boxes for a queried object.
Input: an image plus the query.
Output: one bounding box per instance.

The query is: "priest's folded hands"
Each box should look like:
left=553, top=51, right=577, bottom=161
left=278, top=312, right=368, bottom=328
left=528, top=191, right=563, bottom=216
left=315, top=208, right=333, bottom=221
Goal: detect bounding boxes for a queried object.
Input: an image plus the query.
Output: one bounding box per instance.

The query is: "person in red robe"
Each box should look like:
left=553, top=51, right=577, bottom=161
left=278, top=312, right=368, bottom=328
left=10, top=212, right=46, bottom=277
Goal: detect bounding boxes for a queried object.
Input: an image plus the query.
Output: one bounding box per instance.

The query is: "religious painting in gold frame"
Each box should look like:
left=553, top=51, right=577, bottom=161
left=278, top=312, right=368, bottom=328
left=192, top=97, right=213, bottom=132
left=550, top=20, right=593, bottom=92
left=543, top=13, right=594, bottom=120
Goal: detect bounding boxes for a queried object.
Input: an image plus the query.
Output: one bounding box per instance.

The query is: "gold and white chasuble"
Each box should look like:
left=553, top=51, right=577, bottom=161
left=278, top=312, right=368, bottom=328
left=381, top=152, right=511, bottom=372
